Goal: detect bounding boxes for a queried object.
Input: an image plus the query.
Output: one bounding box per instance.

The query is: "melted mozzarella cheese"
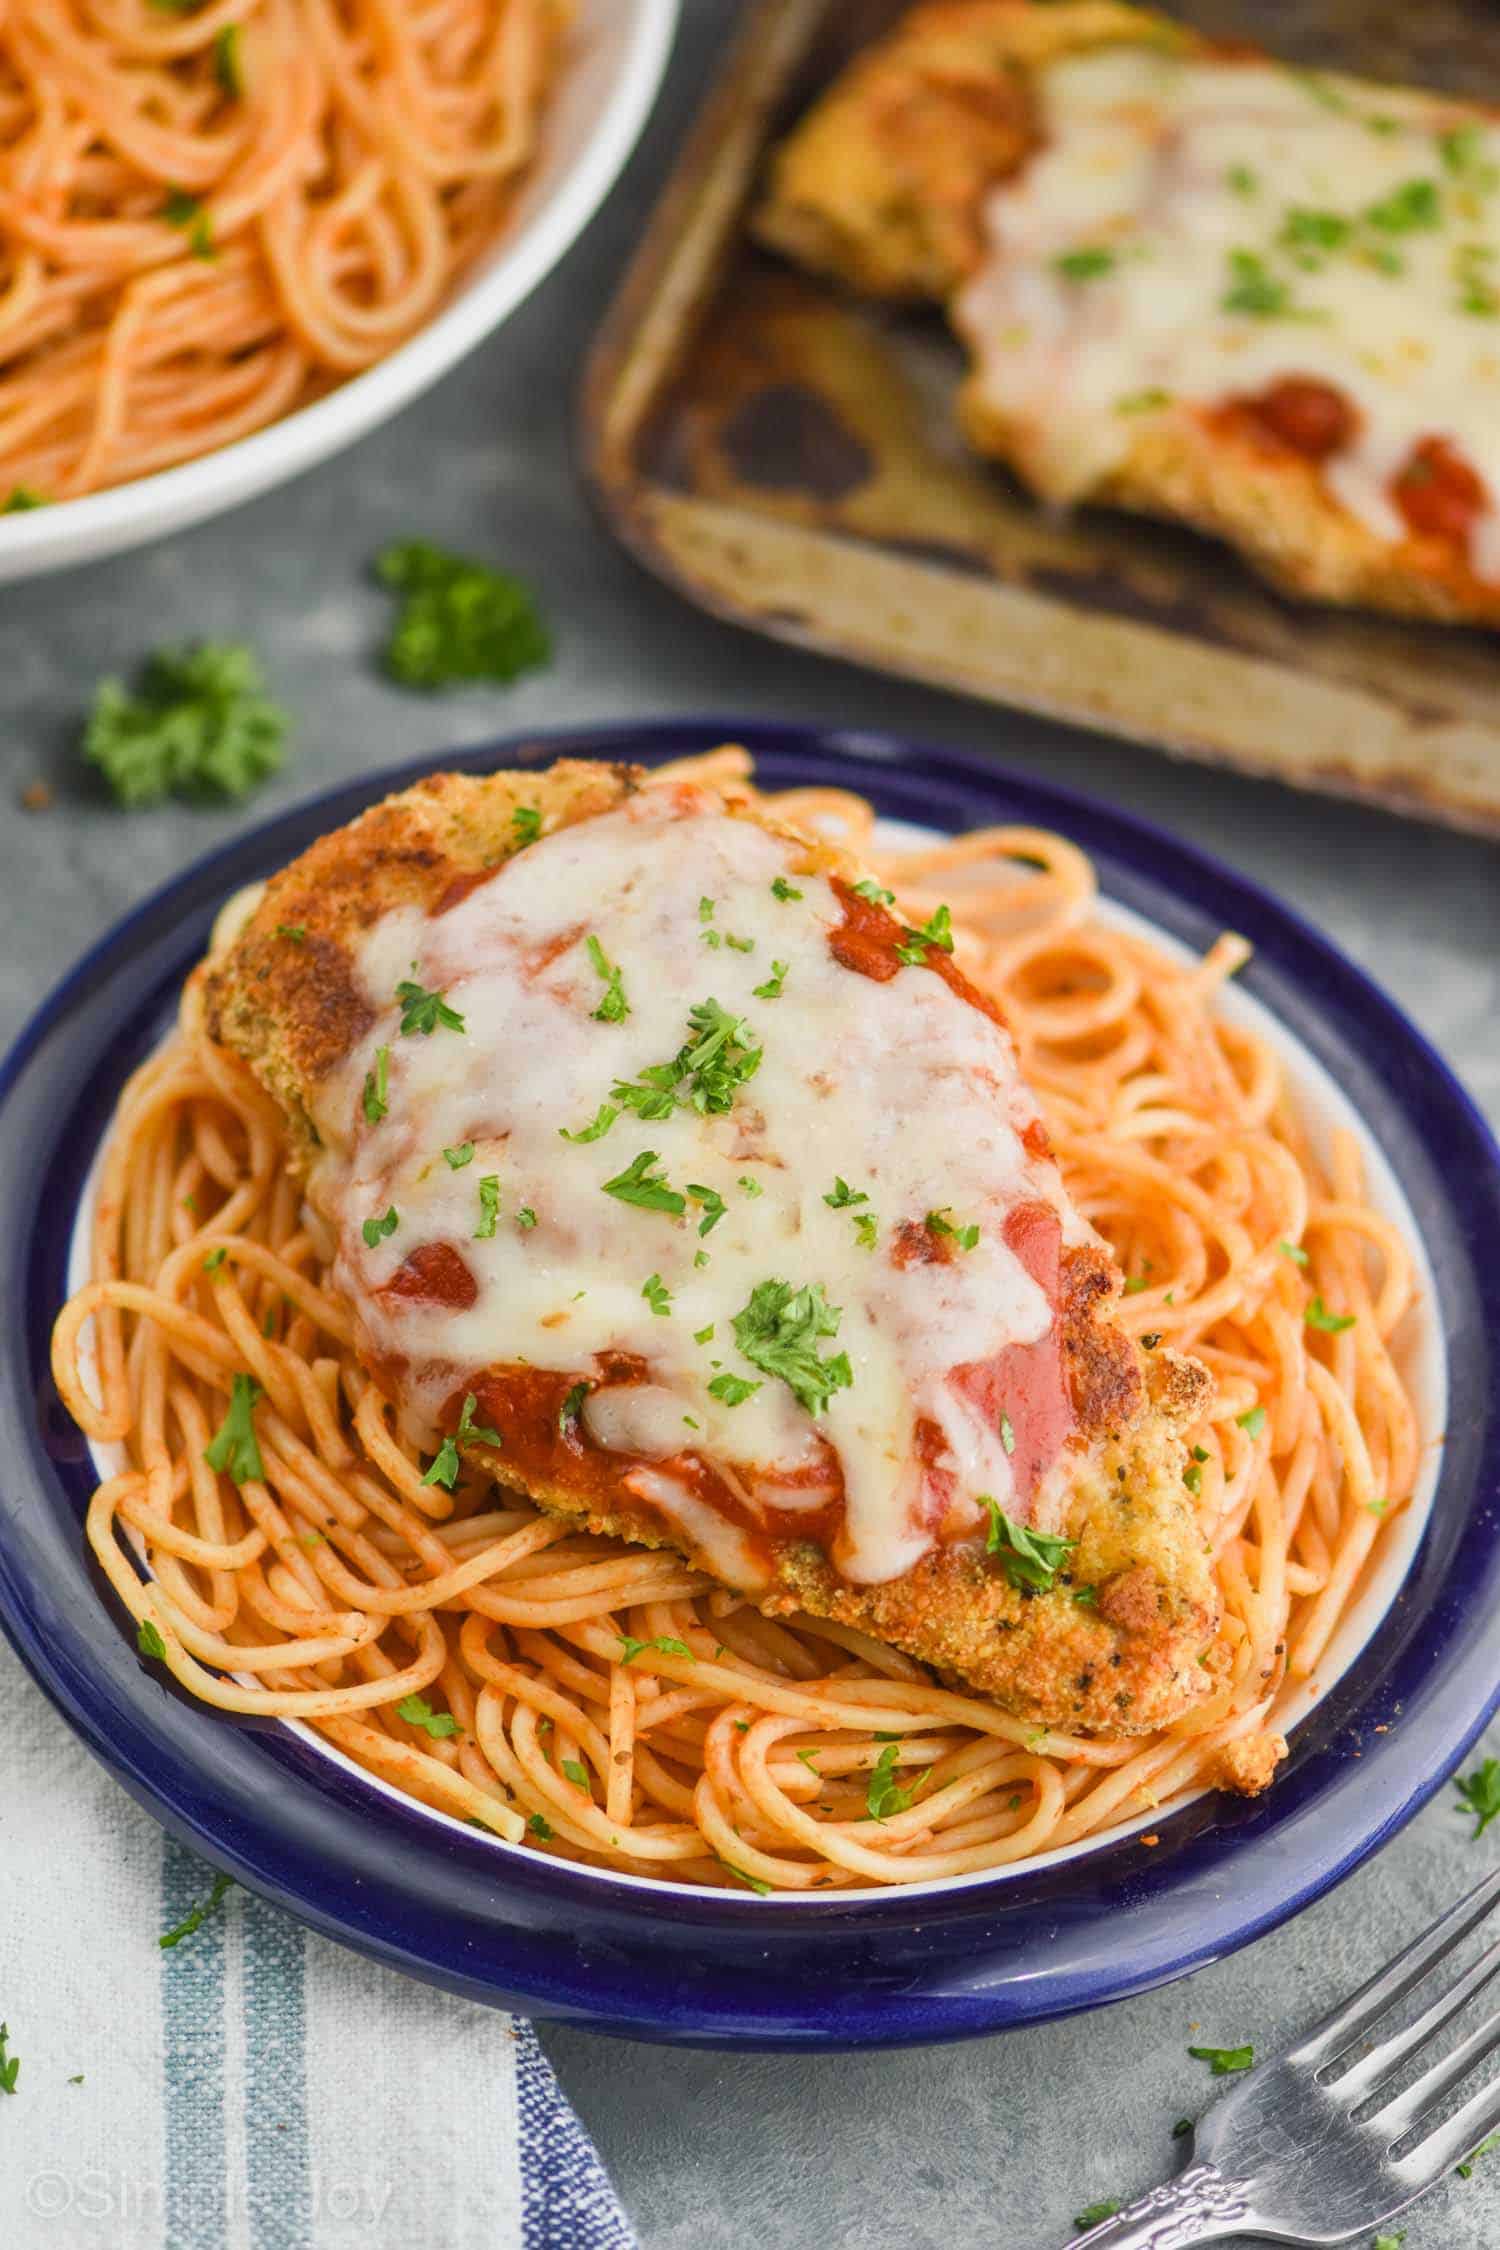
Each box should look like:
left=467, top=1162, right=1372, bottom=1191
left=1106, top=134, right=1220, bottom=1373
left=957, top=47, right=1500, bottom=578
left=310, top=792, right=1081, bottom=1586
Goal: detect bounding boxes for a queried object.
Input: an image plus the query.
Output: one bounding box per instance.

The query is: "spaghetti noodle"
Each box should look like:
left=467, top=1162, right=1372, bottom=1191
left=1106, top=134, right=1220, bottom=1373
left=52, top=749, right=1423, bottom=1891
left=0, top=0, right=567, bottom=504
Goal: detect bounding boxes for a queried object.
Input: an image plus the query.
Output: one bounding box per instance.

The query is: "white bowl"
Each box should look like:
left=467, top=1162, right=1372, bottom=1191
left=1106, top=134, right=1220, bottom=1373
left=0, top=0, right=679, bottom=584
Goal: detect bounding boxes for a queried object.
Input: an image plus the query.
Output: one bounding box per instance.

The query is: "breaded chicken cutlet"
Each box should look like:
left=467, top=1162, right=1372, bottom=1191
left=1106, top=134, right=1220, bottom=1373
left=204, top=757, right=1221, bottom=1739
left=755, top=0, right=1500, bottom=627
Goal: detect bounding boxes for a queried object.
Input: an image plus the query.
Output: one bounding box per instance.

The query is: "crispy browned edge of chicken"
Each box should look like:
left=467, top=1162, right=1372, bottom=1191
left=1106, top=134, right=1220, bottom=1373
left=204, top=756, right=1224, bottom=1741
left=752, top=0, right=1500, bottom=629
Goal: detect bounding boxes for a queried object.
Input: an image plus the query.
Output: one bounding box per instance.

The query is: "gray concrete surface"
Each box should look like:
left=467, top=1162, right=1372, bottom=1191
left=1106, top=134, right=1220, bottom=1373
left=2, top=5, right=1498, bottom=2245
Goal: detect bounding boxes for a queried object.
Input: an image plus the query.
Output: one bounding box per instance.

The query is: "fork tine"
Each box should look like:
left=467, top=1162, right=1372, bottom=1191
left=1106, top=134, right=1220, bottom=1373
left=1331, top=1927, right=1500, bottom=2103
left=1366, top=2000, right=1500, bottom=2139
left=1396, top=2059, right=1500, bottom=2187
left=1286, top=1861, right=1500, bottom=2069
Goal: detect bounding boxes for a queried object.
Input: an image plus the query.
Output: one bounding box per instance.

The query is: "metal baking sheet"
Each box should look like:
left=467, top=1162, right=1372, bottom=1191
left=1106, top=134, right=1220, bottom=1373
left=582, top=0, right=1500, bottom=837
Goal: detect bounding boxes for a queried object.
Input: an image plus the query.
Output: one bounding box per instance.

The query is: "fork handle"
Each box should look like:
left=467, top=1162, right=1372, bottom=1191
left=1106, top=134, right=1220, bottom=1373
left=1066, top=2163, right=1259, bottom=2248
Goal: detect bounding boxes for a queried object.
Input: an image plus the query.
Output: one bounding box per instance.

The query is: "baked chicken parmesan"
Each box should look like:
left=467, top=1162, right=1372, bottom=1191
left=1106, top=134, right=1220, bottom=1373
left=756, top=0, right=1500, bottom=626
left=205, top=759, right=1217, bottom=1737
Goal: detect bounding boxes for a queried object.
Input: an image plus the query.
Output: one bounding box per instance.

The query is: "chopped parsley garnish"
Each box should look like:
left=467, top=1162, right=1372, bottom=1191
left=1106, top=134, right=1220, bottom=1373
left=1306, top=1297, right=1356, bottom=1333
left=602, top=1150, right=685, bottom=1214
left=474, top=1175, right=501, bottom=1238
left=362, top=1205, right=399, bottom=1249
left=1279, top=1240, right=1309, bottom=1264
left=1172, top=2118, right=1193, bottom=2140
left=1457, top=2131, right=1500, bottom=2179
left=642, top=1272, right=672, bottom=1316
left=866, top=1743, right=918, bottom=1822
left=981, top=1501, right=1074, bottom=1591
left=395, top=973, right=465, bottom=1037
left=770, top=876, right=802, bottom=902
left=276, top=923, right=306, bottom=943
left=214, top=22, right=242, bottom=96
left=1226, top=164, right=1257, bottom=196
left=1455, top=1757, right=1500, bottom=1839
left=699, top=896, right=715, bottom=923
left=796, top=1748, right=820, bottom=1772
left=443, top=1141, right=475, bottom=1170
left=1221, top=249, right=1294, bottom=317
left=852, top=1213, right=878, bottom=1249
left=585, top=934, right=629, bottom=1023
left=397, top=1693, right=460, bottom=1739
left=1115, top=388, right=1171, bottom=414
left=558, top=1382, right=589, bottom=1434
left=422, top=1392, right=503, bottom=1488
left=927, top=1207, right=980, bottom=1251
left=561, top=1759, right=590, bottom=1792
left=824, top=1178, right=869, bottom=1210
left=1123, top=1275, right=1150, bottom=1295
left=1055, top=246, right=1115, bottom=281
left=512, top=804, right=542, bottom=846
left=1237, top=1405, right=1267, bottom=1438
left=999, top=1413, right=1016, bottom=1457
left=159, top=1872, right=234, bottom=1950
left=1183, top=1462, right=1203, bottom=1495
left=708, top=1372, right=762, bottom=1407
left=753, top=960, right=788, bottom=999
left=739, top=1175, right=762, bottom=1198
left=686, top=1184, right=727, bottom=1236
left=362, top=1045, right=389, bottom=1124
left=2, top=485, right=45, bottom=512
left=1282, top=206, right=1351, bottom=252
left=613, top=998, right=763, bottom=1124
left=721, top=1860, right=772, bottom=1896
left=0, top=2024, right=16, bottom=2095
left=1072, top=1584, right=1098, bottom=1608
left=528, top=1812, right=554, bottom=1840
left=852, top=877, right=895, bottom=906
left=1366, top=178, right=1441, bottom=233
left=373, top=539, right=550, bottom=691
left=694, top=1324, right=715, bottom=1344
left=163, top=188, right=215, bottom=260
left=730, top=1280, right=852, bottom=1417
left=618, top=1634, right=691, bottom=1665
left=560, top=1102, right=618, bottom=1143
left=83, top=642, right=286, bottom=807
left=1189, top=2042, right=1254, bottom=2075
left=1455, top=242, right=1500, bottom=317
left=203, top=1247, right=228, bottom=1273
left=137, top=1618, right=168, bottom=1660
left=1291, top=67, right=1348, bottom=114
left=516, top=1206, right=537, bottom=1230
left=725, top=933, right=754, bottom=954
left=204, top=1373, right=264, bottom=1485
left=1074, top=2205, right=1121, bottom=2231
left=895, top=903, right=954, bottom=967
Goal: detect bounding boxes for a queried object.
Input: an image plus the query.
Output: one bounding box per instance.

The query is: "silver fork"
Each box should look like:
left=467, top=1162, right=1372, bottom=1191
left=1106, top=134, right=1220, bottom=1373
left=1065, top=1861, right=1500, bottom=2246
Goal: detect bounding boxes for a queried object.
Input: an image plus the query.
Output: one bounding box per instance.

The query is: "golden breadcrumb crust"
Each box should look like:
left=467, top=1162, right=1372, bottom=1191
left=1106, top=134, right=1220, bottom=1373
left=205, top=759, right=1220, bottom=1736
left=754, top=0, right=1500, bottom=627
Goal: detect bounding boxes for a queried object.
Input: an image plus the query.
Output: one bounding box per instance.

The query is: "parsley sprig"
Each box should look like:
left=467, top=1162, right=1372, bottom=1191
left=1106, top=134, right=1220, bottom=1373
left=421, top=1392, right=502, bottom=1489
left=395, top=973, right=465, bottom=1037
left=602, top=1150, right=686, bottom=1215
left=397, top=1693, right=460, bottom=1739
left=730, top=1280, right=852, bottom=1418
left=895, top=904, right=954, bottom=967
left=611, top=999, right=762, bottom=1123
left=866, top=1742, right=918, bottom=1821
left=585, top=935, right=629, bottom=1024
left=373, top=539, right=550, bottom=691
left=204, top=1374, right=264, bottom=1486
left=159, top=1872, right=233, bottom=1951
left=1456, top=1757, right=1500, bottom=1840
left=83, top=643, right=286, bottom=807
left=980, top=1498, right=1075, bottom=1592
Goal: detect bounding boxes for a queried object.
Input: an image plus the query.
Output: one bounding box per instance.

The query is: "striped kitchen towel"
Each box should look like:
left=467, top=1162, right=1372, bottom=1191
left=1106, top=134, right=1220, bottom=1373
left=0, top=1637, right=636, bottom=2250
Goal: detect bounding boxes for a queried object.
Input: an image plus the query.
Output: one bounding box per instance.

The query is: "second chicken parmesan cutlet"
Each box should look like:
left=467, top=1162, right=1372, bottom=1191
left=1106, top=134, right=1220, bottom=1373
left=204, top=757, right=1218, bottom=1737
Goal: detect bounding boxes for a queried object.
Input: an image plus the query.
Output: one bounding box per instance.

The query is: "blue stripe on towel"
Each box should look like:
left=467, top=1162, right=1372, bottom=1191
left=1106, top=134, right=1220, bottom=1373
left=516, top=2021, right=637, bottom=2250
left=161, top=1835, right=229, bottom=2250
left=242, top=1886, right=312, bottom=2250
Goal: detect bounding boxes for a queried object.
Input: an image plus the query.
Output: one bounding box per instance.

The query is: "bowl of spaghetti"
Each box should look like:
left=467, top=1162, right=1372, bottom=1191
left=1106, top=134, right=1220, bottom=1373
left=4, top=720, right=1499, bottom=2044
left=0, top=0, right=679, bottom=583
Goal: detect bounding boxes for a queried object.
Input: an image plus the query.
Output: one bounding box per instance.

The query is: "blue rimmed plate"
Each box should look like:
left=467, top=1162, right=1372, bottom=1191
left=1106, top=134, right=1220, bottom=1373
left=2, top=719, right=1498, bottom=2049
